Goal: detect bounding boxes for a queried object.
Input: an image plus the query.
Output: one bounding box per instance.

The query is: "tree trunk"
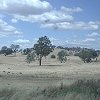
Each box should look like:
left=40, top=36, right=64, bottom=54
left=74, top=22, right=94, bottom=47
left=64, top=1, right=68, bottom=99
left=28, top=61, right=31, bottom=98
left=39, top=58, right=41, bottom=66
left=96, top=57, right=97, bottom=62
left=39, top=55, right=42, bottom=66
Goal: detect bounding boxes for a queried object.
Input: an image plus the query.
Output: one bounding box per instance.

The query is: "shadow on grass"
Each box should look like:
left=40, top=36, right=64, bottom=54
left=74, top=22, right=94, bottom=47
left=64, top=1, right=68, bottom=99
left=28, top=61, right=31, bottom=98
left=28, top=64, right=62, bottom=68
left=43, top=64, right=62, bottom=67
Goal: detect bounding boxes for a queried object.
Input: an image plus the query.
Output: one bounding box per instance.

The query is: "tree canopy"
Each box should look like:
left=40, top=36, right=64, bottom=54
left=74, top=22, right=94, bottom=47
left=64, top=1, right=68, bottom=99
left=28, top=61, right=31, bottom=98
left=57, top=50, right=68, bottom=63
left=10, top=44, right=20, bottom=52
left=0, top=46, right=13, bottom=56
left=78, top=50, right=98, bottom=63
left=34, top=36, right=54, bottom=66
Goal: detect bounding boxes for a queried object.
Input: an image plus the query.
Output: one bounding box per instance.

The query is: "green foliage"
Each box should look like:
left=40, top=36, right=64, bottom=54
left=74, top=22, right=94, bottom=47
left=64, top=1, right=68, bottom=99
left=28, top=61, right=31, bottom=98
left=23, top=48, right=31, bottom=55
left=96, top=50, right=100, bottom=56
left=78, top=50, right=98, bottom=63
left=26, top=52, right=36, bottom=63
left=1, top=46, right=7, bottom=50
left=10, top=44, right=20, bottom=52
left=34, top=36, right=54, bottom=66
left=51, top=54, right=56, bottom=59
left=0, top=46, right=13, bottom=56
left=34, top=36, right=54, bottom=57
left=4, top=48, right=13, bottom=56
left=57, top=50, right=68, bottom=63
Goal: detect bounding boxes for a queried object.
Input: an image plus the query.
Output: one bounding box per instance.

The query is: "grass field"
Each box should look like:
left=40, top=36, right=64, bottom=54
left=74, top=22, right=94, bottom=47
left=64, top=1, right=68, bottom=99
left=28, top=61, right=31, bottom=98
left=0, top=49, right=100, bottom=100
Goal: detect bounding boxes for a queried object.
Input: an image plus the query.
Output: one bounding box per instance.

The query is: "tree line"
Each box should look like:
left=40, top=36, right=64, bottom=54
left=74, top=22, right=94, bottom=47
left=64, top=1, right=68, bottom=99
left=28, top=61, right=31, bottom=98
left=0, top=36, right=100, bottom=65
left=0, top=44, right=20, bottom=56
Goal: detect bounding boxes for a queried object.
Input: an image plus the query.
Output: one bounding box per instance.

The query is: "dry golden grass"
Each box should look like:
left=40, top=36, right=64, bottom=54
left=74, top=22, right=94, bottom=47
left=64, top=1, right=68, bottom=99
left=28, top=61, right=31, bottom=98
left=0, top=48, right=100, bottom=91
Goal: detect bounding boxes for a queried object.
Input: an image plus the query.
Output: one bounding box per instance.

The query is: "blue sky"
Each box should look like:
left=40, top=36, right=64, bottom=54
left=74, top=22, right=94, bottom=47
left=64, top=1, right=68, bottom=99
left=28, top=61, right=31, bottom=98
left=0, top=0, right=100, bottom=49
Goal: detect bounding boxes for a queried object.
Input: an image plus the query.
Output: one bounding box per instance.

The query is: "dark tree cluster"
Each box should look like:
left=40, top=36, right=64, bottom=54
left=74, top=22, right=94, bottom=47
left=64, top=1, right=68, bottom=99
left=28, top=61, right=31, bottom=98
left=23, top=48, right=32, bottom=55
left=0, top=46, right=13, bottom=56
left=77, top=50, right=99, bottom=63
left=0, top=44, right=20, bottom=56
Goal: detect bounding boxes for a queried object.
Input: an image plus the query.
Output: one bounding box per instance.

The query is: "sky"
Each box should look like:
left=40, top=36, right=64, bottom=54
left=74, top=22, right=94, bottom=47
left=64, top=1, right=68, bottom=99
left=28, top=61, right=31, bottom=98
left=0, top=0, right=100, bottom=49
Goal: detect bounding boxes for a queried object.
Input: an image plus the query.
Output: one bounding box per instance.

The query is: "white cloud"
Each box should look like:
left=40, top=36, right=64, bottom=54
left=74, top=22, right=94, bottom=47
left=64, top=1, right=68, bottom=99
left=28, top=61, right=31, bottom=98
left=0, top=0, right=99, bottom=31
left=0, top=19, right=22, bottom=36
left=41, top=21, right=99, bottom=30
left=50, top=39, right=91, bottom=47
left=11, top=18, right=18, bottom=23
left=14, top=39, right=30, bottom=44
left=88, top=32, right=100, bottom=37
left=0, top=0, right=52, bottom=15
left=82, top=38, right=96, bottom=42
left=61, top=6, right=82, bottom=13
left=0, top=34, right=6, bottom=38
left=50, top=37, right=57, bottom=41
left=65, top=39, right=91, bottom=46
left=13, top=7, right=74, bottom=24
left=11, top=5, right=99, bottom=31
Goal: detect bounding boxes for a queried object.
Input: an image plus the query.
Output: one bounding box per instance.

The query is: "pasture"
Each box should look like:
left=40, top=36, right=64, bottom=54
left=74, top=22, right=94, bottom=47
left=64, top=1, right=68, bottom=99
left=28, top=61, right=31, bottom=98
left=0, top=49, right=100, bottom=100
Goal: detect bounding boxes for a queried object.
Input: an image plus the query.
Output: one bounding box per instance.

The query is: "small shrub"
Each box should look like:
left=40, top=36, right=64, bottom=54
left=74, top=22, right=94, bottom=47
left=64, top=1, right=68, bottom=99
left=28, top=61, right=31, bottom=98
left=26, top=52, right=36, bottom=63
left=51, top=55, right=56, bottom=59
left=57, top=50, right=68, bottom=63
left=74, top=53, right=79, bottom=56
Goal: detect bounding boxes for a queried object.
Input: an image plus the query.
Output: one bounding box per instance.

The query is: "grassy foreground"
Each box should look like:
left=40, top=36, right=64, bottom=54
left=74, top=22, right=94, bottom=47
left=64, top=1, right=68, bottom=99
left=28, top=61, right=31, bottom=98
left=0, top=79, right=100, bottom=100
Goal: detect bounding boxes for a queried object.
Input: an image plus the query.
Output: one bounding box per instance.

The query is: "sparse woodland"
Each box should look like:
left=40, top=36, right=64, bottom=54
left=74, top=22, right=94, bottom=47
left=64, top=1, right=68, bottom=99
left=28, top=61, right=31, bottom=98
left=0, top=36, right=100, bottom=100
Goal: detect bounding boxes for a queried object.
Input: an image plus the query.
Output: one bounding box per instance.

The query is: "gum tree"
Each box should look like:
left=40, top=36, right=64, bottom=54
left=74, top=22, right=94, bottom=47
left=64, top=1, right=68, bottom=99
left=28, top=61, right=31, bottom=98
left=34, top=36, right=54, bottom=66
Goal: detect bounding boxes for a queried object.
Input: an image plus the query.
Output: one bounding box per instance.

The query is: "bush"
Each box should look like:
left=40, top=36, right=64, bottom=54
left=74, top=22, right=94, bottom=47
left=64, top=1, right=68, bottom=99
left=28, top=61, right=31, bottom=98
left=51, top=55, right=56, bottom=59
left=74, top=53, right=80, bottom=56
left=57, top=50, right=68, bottom=63
left=26, top=52, right=36, bottom=63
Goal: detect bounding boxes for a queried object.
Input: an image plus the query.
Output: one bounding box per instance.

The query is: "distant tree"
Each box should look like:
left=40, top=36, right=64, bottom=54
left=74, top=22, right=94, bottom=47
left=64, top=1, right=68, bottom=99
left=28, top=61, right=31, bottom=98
left=4, top=48, right=13, bottom=56
left=78, top=50, right=98, bottom=63
left=19, top=49, right=23, bottom=52
left=0, top=46, right=13, bottom=56
left=78, top=50, right=91, bottom=63
left=0, top=46, right=7, bottom=55
left=96, top=50, right=100, bottom=56
left=23, top=48, right=31, bottom=55
left=57, top=50, right=68, bottom=63
left=34, top=36, right=54, bottom=66
left=57, top=46, right=64, bottom=49
left=10, top=44, right=20, bottom=55
left=1, top=46, right=7, bottom=50
left=90, top=50, right=99, bottom=61
left=52, top=45, right=56, bottom=48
